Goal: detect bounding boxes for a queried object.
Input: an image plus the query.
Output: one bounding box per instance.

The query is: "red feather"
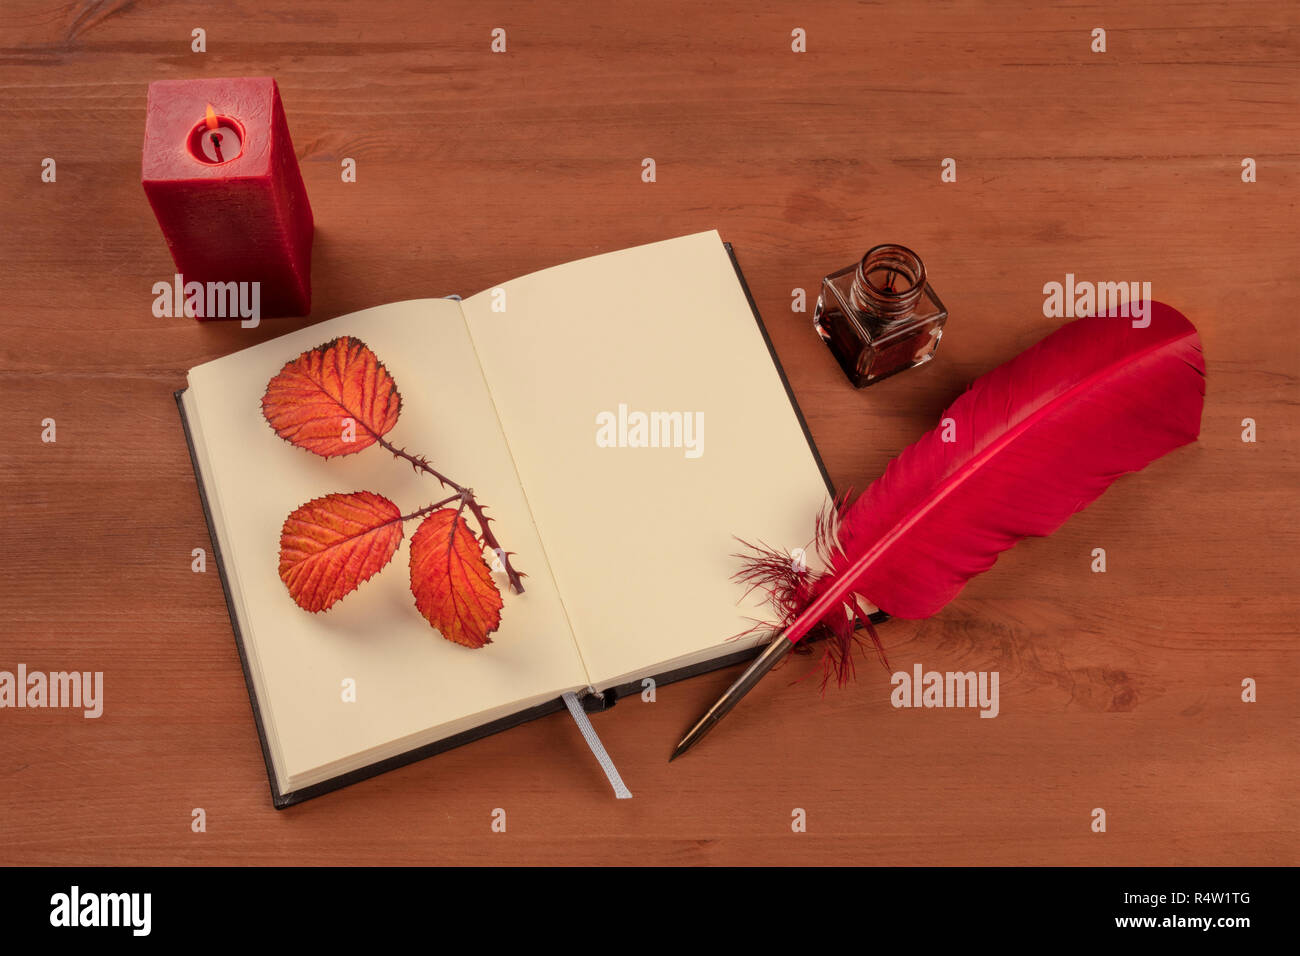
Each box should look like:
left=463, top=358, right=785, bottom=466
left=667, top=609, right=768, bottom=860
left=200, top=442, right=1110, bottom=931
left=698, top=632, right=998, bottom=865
left=756, top=302, right=1205, bottom=680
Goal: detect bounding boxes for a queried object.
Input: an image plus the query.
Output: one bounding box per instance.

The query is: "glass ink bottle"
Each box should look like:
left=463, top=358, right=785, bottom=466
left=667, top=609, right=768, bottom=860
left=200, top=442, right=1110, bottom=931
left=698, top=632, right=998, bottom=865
left=813, top=244, right=949, bottom=388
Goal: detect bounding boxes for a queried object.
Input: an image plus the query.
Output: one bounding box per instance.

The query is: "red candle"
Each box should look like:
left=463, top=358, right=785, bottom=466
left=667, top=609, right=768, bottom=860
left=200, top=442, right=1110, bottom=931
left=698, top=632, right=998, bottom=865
left=142, top=77, right=314, bottom=319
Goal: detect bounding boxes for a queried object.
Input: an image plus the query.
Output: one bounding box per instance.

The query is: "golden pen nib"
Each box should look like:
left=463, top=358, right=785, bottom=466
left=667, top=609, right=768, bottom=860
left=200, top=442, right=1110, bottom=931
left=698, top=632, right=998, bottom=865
left=669, top=635, right=794, bottom=761
left=670, top=606, right=889, bottom=760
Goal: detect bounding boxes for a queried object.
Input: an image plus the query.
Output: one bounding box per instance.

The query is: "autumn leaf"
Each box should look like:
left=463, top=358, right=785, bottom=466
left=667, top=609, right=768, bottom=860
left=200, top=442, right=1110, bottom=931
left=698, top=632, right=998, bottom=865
left=279, top=491, right=404, bottom=612
left=261, top=337, right=401, bottom=457
left=409, top=509, right=503, bottom=648
left=263, top=337, right=519, bottom=640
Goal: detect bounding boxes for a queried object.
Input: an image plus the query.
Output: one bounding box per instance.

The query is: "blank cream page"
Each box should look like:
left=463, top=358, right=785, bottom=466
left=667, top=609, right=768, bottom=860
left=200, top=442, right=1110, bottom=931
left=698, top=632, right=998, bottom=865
left=186, top=299, right=586, bottom=791
left=461, top=231, right=832, bottom=688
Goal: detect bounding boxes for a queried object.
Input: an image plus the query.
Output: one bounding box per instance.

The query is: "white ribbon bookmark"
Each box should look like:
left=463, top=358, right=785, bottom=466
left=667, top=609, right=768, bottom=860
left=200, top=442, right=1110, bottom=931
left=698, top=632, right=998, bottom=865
left=561, top=691, right=632, bottom=799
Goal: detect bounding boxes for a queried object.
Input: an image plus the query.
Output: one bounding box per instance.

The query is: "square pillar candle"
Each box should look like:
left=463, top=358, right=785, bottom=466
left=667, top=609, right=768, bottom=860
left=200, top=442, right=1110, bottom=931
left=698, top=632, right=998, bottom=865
left=142, top=77, right=314, bottom=318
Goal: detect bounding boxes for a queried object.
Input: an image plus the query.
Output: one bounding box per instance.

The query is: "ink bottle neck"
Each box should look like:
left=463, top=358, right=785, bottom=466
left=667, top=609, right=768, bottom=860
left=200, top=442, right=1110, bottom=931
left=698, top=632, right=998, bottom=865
left=849, top=244, right=927, bottom=328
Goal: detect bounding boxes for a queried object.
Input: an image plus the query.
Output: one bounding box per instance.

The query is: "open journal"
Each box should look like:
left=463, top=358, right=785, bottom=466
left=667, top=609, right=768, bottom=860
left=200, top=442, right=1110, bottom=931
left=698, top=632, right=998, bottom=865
left=176, top=230, right=834, bottom=807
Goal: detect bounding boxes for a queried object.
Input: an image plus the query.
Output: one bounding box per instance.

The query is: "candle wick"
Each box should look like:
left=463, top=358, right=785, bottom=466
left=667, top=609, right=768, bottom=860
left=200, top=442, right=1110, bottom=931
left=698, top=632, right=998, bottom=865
left=210, top=131, right=224, bottom=162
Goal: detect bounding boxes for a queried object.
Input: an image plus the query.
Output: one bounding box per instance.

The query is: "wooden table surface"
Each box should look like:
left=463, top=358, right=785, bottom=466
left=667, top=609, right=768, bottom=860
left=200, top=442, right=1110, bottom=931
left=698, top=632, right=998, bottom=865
left=1, top=0, right=1295, bottom=866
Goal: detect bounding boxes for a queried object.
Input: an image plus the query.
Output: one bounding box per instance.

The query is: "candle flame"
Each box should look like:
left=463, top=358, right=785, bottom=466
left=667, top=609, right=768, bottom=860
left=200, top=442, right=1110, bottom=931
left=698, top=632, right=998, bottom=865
left=205, top=104, right=218, bottom=131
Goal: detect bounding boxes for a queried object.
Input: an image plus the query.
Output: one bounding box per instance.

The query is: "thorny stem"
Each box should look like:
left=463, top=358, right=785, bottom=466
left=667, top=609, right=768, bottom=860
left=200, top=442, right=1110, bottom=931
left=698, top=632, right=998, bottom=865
left=376, top=434, right=526, bottom=594
left=397, top=493, right=461, bottom=523
left=377, top=435, right=464, bottom=493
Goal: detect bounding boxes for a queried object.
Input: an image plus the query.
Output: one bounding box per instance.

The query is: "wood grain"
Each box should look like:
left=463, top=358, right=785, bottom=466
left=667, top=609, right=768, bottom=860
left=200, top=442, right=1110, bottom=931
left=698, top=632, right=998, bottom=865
left=0, top=0, right=1295, bottom=866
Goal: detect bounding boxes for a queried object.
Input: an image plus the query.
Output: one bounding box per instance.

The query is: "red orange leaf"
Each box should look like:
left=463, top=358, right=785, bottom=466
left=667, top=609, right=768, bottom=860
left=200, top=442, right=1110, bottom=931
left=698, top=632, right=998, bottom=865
left=279, top=491, right=404, bottom=612
left=262, top=337, right=401, bottom=458
left=409, top=509, right=503, bottom=648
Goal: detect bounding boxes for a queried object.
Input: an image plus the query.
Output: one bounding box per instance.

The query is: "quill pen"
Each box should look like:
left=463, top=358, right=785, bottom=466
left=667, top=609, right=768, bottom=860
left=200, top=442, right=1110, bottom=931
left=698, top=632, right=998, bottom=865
left=672, top=302, right=1206, bottom=759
